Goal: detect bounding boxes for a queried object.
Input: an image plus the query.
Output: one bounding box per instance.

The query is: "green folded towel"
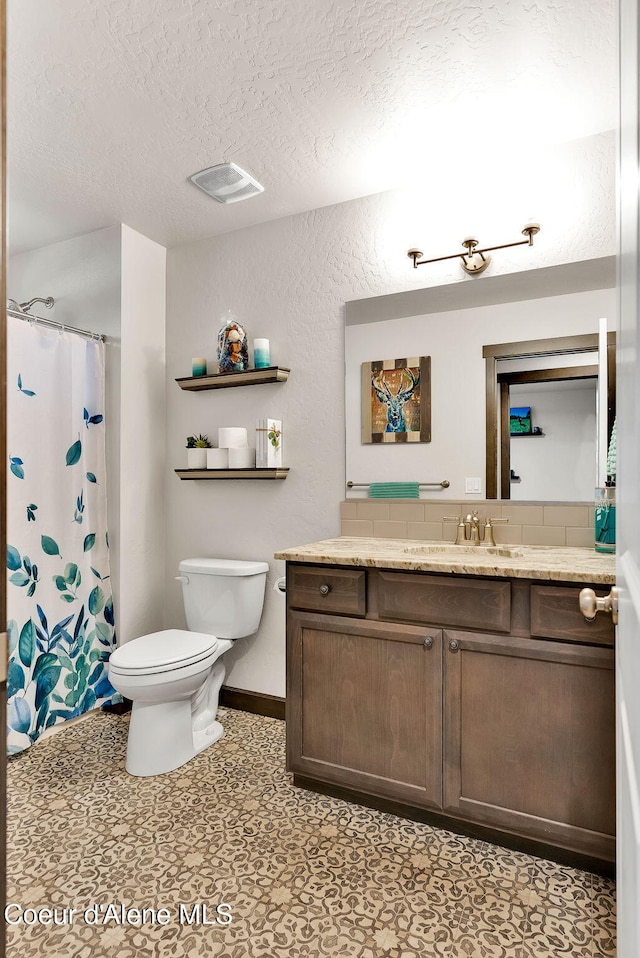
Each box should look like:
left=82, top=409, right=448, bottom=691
left=369, top=482, right=420, bottom=499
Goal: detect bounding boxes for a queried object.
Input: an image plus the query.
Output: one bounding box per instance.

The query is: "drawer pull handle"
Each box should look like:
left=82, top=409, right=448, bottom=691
left=319, top=584, right=331, bottom=596
left=448, top=639, right=460, bottom=653
left=423, top=636, right=433, bottom=649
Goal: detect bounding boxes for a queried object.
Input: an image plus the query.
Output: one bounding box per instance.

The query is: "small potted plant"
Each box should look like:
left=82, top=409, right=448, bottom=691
left=186, top=434, right=211, bottom=469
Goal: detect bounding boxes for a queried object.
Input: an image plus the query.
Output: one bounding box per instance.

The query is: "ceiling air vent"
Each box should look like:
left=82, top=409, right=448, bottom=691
left=190, top=162, right=264, bottom=204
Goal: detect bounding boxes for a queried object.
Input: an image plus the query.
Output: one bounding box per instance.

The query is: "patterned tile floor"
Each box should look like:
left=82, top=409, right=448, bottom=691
left=7, top=709, right=616, bottom=958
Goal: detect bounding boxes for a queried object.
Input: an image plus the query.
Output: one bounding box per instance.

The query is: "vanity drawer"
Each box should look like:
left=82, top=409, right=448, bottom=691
left=530, top=584, right=615, bottom=647
left=287, top=565, right=366, bottom=616
left=373, top=570, right=511, bottom=633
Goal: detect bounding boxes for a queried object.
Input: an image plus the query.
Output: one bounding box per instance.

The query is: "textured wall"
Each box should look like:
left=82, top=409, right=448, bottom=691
left=166, top=131, right=616, bottom=697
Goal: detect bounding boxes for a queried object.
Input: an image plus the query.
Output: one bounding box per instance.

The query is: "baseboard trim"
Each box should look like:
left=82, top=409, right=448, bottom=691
left=103, top=699, right=132, bottom=716
left=220, top=686, right=285, bottom=721
left=101, top=691, right=285, bottom=721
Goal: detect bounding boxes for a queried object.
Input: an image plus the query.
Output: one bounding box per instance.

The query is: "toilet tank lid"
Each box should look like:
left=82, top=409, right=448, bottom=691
left=179, top=558, right=269, bottom=576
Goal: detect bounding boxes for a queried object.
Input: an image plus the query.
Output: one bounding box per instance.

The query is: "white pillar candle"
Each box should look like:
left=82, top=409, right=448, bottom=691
left=253, top=338, right=271, bottom=369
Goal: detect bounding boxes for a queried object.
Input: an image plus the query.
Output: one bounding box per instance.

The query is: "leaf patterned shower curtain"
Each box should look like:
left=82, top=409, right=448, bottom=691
left=6, top=315, right=120, bottom=754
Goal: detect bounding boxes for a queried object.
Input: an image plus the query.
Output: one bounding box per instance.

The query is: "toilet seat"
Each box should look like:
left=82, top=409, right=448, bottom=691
left=109, top=629, right=218, bottom=676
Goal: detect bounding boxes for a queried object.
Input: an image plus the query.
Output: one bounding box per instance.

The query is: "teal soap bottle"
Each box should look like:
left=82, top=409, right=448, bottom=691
left=594, top=480, right=616, bottom=554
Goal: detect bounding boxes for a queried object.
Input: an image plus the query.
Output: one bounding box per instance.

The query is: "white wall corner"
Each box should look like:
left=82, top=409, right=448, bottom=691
left=119, top=225, right=167, bottom=642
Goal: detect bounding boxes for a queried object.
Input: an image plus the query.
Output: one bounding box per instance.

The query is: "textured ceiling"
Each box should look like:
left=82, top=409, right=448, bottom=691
left=8, top=0, right=618, bottom=253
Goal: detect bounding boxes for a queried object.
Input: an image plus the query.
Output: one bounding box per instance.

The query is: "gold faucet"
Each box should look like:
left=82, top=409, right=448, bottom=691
left=444, top=512, right=509, bottom=546
left=466, top=511, right=481, bottom=543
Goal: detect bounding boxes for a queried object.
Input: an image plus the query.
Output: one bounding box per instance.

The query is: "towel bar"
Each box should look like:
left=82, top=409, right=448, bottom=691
left=346, top=480, right=450, bottom=489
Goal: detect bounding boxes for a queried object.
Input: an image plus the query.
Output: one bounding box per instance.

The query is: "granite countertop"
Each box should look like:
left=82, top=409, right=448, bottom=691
left=274, top=537, right=616, bottom=584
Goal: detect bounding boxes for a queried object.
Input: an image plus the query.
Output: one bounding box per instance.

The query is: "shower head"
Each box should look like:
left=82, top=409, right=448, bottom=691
left=19, top=296, right=54, bottom=313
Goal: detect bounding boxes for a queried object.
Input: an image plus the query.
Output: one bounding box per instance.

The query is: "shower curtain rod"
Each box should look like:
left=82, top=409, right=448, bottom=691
left=7, top=307, right=105, bottom=342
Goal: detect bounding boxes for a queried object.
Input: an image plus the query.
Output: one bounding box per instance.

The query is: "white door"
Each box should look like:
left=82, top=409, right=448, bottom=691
left=616, top=0, right=640, bottom=954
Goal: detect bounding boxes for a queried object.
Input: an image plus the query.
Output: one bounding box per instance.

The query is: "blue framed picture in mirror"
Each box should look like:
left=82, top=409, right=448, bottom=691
left=510, top=406, right=532, bottom=435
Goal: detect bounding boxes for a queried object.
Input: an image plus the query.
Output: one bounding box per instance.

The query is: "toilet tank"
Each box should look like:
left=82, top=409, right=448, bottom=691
left=178, top=558, right=269, bottom=639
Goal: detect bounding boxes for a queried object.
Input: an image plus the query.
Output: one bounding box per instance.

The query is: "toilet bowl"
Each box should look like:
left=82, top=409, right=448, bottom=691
left=108, top=558, right=268, bottom=776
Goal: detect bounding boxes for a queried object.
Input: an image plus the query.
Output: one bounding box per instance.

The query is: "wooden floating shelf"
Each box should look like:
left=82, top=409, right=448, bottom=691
left=175, top=468, right=289, bottom=480
left=176, top=366, right=290, bottom=391
left=510, top=431, right=545, bottom=437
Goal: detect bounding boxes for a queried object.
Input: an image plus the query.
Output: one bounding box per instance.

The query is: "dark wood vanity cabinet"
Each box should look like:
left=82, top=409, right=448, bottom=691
left=285, top=562, right=616, bottom=870
left=442, top=628, right=615, bottom=862
left=287, top=612, right=443, bottom=809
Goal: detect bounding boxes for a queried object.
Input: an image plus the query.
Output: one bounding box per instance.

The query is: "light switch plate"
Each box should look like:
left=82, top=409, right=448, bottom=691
left=465, top=477, right=482, bottom=494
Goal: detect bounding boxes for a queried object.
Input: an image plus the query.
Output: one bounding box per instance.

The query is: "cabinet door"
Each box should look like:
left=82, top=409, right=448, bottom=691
left=287, top=611, right=442, bottom=809
left=443, top=629, right=615, bottom=861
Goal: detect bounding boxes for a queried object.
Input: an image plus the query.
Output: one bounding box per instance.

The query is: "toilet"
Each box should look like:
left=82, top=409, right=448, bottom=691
left=108, top=557, right=268, bottom=776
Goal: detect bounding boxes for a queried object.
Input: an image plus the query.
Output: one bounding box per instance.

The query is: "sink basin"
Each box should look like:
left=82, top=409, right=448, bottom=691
left=402, top=544, right=524, bottom=558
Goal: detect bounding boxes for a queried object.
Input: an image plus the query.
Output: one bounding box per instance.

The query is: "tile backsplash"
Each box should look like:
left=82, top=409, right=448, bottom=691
left=340, top=499, right=595, bottom=548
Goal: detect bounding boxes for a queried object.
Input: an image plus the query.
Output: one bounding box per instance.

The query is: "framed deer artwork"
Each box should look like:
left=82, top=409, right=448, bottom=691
left=361, top=356, right=431, bottom=443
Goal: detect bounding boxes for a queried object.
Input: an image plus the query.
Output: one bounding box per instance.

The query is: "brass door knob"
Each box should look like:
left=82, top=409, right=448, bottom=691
left=579, top=587, right=619, bottom=626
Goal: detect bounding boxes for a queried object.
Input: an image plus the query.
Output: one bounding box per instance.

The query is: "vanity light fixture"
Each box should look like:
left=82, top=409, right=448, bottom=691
left=407, top=223, right=541, bottom=275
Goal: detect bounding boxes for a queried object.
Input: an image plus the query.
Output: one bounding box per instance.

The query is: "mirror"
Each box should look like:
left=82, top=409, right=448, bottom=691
left=483, top=332, right=616, bottom=499
left=345, top=257, right=616, bottom=501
